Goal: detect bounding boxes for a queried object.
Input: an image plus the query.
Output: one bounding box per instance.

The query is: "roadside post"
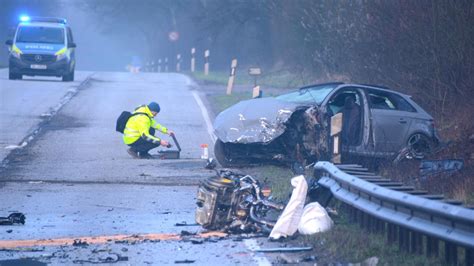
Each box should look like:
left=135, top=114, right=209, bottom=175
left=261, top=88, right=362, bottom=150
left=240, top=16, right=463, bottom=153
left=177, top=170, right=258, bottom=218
left=226, top=59, right=238, bottom=95
left=249, top=67, right=262, bottom=98
left=158, top=59, right=162, bottom=73
left=151, top=61, right=155, bottom=72
left=330, top=113, right=343, bottom=163
left=165, top=57, right=169, bottom=72
left=191, top=48, right=196, bottom=72
left=176, top=54, right=181, bottom=72
left=204, top=49, right=210, bottom=76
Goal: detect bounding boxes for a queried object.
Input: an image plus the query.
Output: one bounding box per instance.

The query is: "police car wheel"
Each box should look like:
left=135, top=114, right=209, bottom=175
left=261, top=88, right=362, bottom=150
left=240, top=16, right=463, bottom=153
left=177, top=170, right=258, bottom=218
left=62, top=71, right=74, bottom=82
left=8, top=72, right=22, bottom=80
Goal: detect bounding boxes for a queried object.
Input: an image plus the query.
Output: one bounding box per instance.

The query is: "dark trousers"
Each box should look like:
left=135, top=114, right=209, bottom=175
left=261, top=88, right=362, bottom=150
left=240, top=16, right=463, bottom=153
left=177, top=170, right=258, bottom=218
left=129, top=128, right=158, bottom=154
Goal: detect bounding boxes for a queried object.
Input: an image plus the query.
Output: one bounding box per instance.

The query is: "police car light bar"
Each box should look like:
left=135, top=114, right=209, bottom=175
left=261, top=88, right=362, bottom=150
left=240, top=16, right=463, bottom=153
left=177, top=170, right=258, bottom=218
left=25, top=17, right=67, bottom=24
left=19, top=15, right=31, bottom=22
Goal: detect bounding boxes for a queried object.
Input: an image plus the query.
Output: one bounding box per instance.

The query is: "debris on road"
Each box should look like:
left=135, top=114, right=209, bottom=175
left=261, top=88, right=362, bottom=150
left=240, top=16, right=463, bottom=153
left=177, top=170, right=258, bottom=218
left=204, top=158, right=217, bottom=169
left=195, top=170, right=285, bottom=234
left=72, top=252, right=128, bottom=264
left=72, top=239, right=89, bottom=247
left=174, top=221, right=199, bottom=226
left=174, top=259, right=195, bottom=264
left=0, top=213, right=26, bottom=225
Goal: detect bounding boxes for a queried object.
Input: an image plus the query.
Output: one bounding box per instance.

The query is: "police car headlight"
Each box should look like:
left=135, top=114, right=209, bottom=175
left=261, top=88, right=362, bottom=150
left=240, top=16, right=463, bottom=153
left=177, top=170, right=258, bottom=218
left=11, top=45, right=22, bottom=59
left=12, top=50, right=21, bottom=59
left=56, top=53, right=67, bottom=61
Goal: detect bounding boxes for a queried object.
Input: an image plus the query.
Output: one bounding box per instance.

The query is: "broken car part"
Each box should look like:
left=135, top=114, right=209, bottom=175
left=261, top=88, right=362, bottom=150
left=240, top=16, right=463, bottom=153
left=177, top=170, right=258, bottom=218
left=419, top=159, right=464, bottom=177
left=0, top=213, right=26, bottom=225
left=195, top=170, right=285, bottom=233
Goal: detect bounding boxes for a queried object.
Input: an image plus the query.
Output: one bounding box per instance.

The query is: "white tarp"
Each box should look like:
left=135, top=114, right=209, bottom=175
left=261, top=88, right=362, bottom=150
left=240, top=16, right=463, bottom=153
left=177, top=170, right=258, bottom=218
left=269, top=175, right=307, bottom=240
left=297, top=202, right=333, bottom=234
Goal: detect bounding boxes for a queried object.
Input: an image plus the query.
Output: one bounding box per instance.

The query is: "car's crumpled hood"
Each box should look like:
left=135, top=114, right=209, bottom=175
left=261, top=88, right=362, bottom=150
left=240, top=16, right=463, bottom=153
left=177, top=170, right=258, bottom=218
left=213, top=97, right=301, bottom=144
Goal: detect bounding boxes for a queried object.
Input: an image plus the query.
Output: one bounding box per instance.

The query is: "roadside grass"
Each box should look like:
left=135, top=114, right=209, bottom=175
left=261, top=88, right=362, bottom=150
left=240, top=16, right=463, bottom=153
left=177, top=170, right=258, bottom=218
left=300, top=208, right=446, bottom=265
left=208, top=92, right=252, bottom=115
left=190, top=69, right=311, bottom=88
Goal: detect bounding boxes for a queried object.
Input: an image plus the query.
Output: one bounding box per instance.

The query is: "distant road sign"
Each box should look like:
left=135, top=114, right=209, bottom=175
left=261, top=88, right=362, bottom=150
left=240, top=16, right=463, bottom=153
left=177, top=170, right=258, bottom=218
left=168, top=31, right=179, bottom=42
left=248, top=67, right=261, bottom=76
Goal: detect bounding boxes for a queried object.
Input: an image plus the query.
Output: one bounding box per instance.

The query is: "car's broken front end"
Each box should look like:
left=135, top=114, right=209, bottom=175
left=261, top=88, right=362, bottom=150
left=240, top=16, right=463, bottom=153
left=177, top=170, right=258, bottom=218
left=213, top=97, right=331, bottom=167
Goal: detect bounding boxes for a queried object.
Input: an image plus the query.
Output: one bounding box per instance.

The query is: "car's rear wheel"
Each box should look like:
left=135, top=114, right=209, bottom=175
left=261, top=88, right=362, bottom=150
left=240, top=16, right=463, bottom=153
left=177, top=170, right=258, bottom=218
left=407, top=133, right=433, bottom=159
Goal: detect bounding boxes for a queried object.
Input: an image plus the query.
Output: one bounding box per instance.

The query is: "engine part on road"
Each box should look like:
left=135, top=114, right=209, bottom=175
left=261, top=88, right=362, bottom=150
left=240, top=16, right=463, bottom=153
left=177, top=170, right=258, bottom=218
left=0, top=213, right=26, bottom=225
left=195, top=170, right=285, bottom=233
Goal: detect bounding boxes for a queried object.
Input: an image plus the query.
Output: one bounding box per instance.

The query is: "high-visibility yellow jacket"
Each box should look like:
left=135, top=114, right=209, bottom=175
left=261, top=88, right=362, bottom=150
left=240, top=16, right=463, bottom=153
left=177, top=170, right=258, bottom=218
left=123, top=105, right=168, bottom=145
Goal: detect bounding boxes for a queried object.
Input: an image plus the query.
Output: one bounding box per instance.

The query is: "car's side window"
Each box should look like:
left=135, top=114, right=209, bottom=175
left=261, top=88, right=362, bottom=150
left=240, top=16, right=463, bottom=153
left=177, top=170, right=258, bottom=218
left=328, top=90, right=360, bottom=115
left=67, top=27, right=74, bottom=44
left=368, top=89, right=416, bottom=112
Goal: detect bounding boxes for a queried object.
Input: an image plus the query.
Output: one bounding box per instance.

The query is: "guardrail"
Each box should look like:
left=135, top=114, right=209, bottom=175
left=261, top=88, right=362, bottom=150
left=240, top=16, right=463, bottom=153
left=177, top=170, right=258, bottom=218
left=314, top=161, right=474, bottom=265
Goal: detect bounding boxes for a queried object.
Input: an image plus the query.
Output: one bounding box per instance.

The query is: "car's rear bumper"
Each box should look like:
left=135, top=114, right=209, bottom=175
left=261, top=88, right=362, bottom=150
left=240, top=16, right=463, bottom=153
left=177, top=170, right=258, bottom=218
left=9, top=56, right=70, bottom=76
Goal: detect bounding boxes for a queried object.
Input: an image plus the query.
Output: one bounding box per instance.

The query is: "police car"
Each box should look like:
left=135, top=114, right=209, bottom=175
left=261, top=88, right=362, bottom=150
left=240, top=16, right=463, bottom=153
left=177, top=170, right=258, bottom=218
left=5, top=16, right=76, bottom=81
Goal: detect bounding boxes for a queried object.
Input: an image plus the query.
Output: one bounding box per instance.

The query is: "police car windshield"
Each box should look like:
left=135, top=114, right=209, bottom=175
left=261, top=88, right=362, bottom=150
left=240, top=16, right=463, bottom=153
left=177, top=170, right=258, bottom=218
left=16, top=26, right=64, bottom=44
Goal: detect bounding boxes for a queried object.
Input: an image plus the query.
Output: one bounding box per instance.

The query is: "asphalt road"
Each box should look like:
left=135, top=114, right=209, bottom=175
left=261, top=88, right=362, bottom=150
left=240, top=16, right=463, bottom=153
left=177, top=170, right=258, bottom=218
left=0, top=71, right=276, bottom=265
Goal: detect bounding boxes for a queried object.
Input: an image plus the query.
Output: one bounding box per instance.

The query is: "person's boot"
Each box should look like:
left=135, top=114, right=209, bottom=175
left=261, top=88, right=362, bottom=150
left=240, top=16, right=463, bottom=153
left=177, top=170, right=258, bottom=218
left=127, top=148, right=140, bottom=159
left=139, top=151, right=153, bottom=159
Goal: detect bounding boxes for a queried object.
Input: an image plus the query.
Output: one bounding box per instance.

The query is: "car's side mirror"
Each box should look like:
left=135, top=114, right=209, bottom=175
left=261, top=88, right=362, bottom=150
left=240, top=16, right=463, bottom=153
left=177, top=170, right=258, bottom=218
left=5, top=40, right=13, bottom=46
left=68, top=42, right=76, bottom=48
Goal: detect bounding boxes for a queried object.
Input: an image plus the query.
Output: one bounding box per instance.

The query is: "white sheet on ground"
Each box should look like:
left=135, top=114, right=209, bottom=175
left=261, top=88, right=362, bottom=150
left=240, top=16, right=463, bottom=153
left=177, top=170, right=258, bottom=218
left=269, top=175, right=307, bottom=240
left=297, top=202, right=333, bottom=234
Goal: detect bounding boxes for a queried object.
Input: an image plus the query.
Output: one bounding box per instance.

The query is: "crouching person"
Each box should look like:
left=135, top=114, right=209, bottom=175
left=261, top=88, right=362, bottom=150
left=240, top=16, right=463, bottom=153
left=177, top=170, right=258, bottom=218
left=123, top=102, right=174, bottom=159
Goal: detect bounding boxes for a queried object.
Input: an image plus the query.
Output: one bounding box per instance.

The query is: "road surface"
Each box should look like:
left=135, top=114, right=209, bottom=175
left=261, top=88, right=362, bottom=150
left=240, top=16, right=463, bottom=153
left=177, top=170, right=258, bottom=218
left=0, top=71, right=278, bottom=265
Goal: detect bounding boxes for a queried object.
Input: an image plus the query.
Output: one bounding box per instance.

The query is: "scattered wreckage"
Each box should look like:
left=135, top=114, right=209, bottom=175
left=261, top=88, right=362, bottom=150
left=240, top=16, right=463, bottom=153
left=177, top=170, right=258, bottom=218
left=195, top=169, right=333, bottom=237
left=195, top=169, right=285, bottom=233
left=213, top=82, right=441, bottom=167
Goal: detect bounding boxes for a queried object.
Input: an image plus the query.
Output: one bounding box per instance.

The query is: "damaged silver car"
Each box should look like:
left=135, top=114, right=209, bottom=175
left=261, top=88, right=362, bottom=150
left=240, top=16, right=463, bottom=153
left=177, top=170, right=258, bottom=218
left=213, top=82, right=440, bottom=167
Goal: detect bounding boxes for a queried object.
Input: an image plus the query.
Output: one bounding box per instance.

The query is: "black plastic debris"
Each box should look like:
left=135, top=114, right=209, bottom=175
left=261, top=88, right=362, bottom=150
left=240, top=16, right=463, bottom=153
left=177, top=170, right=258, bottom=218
left=174, top=259, right=195, bottom=264
left=72, top=239, right=89, bottom=247
left=190, top=238, right=204, bottom=244
left=180, top=230, right=195, bottom=236
left=291, top=162, right=305, bottom=175
left=0, top=213, right=26, bottom=225
left=420, top=159, right=464, bottom=177
left=174, top=221, right=199, bottom=227
left=205, top=158, right=217, bottom=170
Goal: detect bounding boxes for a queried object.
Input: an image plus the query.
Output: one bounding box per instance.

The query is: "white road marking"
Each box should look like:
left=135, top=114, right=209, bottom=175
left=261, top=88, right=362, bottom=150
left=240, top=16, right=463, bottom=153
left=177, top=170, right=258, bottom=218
left=191, top=90, right=216, bottom=143
left=244, top=239, right=272, bottom=266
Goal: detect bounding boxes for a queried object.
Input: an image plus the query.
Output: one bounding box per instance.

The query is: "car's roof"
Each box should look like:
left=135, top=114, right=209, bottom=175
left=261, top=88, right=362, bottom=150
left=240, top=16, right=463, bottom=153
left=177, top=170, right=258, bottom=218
left=301, top=82, right=411, bottom=98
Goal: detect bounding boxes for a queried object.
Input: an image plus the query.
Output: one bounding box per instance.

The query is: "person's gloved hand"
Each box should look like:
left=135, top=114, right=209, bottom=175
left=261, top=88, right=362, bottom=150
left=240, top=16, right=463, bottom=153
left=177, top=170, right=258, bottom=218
left=160, top=140, right=170, bottom=147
